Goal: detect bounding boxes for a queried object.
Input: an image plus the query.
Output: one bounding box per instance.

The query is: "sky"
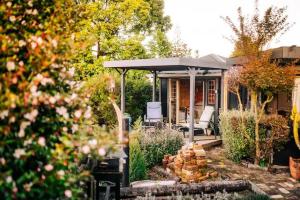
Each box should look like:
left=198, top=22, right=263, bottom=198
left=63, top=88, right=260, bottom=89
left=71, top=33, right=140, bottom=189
left=164, top=0, right=300, bottom=57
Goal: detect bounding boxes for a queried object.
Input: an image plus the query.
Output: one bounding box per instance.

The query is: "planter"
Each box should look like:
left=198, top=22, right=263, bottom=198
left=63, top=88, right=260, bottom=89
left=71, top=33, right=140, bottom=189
left=289, top=157, right=300, bottom=180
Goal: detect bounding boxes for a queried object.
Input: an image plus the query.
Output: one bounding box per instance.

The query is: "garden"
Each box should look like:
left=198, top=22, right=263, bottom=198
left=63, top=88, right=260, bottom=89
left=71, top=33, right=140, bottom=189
left=1, top=0, right=300, bottom=200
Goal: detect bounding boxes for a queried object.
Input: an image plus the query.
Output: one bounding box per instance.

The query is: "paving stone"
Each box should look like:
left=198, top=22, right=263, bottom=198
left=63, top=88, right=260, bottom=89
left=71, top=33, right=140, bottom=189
left=278, top=183, right=287, bottom=187
left=256, top=183, right=270, bottom=190
left=278, top=187, right=290, bottom=194
left=284, top=182, right=294, bottom=188
left=288, top=177, right=297, bottom=182
left=270, top=194, right=284, bottom=199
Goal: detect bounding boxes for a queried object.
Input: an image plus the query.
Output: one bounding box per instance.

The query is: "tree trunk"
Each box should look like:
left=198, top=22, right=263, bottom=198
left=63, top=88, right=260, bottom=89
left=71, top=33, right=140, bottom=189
left=254, top=121, right=260, bottom=165
left=250, top=90, right=256, bottom=113
left=252, top=91, right=260, bottom=165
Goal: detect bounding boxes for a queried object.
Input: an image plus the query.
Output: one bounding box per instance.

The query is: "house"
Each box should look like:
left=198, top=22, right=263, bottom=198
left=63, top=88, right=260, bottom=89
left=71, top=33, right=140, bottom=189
left=157, top=54, right=227, bottom=124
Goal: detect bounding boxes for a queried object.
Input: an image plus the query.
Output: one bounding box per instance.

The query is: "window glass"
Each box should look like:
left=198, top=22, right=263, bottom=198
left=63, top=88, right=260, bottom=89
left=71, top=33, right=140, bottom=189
left=208, top=80, right=216, bottom=105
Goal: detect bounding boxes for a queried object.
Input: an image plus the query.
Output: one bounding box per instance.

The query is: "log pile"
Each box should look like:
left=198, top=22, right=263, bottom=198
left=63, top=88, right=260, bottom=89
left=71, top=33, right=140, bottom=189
left=162, top=143, right=218, bottom=183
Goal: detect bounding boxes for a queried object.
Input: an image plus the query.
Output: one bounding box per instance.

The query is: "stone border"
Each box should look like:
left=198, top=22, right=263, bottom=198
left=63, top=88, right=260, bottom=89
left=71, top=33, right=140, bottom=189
left=121, top=180, right=258, bottom=199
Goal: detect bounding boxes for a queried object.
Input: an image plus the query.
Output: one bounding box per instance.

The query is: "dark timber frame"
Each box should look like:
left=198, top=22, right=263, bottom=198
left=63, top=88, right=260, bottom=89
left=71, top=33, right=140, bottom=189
left=104, top=55, right=227, bottom=142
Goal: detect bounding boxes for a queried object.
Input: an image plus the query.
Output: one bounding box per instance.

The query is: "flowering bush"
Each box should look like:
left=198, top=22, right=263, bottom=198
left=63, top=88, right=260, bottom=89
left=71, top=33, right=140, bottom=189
left=140, top=128, right=184, bottom=168
left=0, top=1, right=117, bottom=199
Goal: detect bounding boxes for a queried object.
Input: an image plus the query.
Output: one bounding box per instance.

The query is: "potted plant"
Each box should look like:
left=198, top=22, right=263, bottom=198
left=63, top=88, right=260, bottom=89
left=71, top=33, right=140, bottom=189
left=290, top=106, right=300, bottom=180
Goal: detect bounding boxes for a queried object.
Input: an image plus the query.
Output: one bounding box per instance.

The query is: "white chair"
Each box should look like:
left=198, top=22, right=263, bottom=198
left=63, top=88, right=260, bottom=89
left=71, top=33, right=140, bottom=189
left=178, top=106, right=215, bottom=136
left=144, top=102, right=163, bottom=128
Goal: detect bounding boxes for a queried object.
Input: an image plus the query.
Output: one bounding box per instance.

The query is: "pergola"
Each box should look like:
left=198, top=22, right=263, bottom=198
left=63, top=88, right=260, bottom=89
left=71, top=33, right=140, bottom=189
left=104, top=55, right=227, bottom=142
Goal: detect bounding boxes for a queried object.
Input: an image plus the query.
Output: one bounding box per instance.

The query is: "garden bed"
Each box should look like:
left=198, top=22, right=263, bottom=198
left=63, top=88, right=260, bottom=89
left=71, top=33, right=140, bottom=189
left=121, top=180, right=267, bottom=199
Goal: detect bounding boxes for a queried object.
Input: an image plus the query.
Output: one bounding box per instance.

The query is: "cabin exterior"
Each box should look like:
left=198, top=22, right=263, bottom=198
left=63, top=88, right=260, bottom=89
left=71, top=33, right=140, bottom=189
left=226, top=46, right=300, bottom=116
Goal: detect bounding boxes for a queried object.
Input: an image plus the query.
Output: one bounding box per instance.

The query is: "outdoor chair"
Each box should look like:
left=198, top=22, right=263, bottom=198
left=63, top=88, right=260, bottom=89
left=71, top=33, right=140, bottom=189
left=177, top=106, right=215, bottom=137
left=143, top=102, right=163, bottom=130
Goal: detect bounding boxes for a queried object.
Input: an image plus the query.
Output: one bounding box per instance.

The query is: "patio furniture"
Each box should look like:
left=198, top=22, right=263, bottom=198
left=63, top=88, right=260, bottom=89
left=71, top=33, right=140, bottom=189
left=143, top=102, right=163, bottom=129
left=177, top=106, right=215, bottom=137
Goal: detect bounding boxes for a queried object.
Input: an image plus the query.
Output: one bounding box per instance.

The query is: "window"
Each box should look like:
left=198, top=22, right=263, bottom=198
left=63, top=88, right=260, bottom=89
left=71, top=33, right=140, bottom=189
left=208, top=80, right=216, bottom=105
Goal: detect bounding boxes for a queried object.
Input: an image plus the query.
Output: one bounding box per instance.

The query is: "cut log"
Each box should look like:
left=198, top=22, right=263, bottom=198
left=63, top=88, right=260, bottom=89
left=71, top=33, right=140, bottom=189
left=121, top=180, right=251, bottom=198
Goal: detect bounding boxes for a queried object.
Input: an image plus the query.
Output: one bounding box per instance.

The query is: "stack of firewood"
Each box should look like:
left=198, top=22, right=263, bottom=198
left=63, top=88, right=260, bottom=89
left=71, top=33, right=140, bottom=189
left=162, top=143, right=218, bottom=183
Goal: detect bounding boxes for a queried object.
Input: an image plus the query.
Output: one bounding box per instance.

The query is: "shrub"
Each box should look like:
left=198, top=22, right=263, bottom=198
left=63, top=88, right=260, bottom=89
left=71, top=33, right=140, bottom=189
left=220, top=111, right=290, bottom=165
left=259, top=114, right=289, bottom=164
left=129, top=118, right=147, bottom=182
left=129, top=133, right=147, bottom=182
left=0, top=1, right=117, bottom=199
left=140, top=129, right=184, bottom=168
left=220, top=111, right=255, bottom=162
left=82, top=72, right=152, bottom=127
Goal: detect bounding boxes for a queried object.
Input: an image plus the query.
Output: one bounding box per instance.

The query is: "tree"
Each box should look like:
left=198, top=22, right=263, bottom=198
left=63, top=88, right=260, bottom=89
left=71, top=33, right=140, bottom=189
left=0, top=0, right=118, bottom=199
left=170, top=31, right=192, bottom=57
left=149, top=30, right=172, bottom=58
left=69, top=0, right=172, bottom=126
left=223, top=1, right=295, bottom=164
left=71, top=0, right=171, bottom=79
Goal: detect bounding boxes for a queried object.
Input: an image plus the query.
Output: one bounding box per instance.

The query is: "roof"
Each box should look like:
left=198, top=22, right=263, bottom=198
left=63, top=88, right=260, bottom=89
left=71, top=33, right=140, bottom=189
left=103, top=54, right=227, bottom=71
left=227, top=46, right=300, bottom=66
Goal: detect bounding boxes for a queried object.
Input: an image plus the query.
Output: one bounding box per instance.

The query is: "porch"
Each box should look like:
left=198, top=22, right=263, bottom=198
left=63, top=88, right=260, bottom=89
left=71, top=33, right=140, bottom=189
left=158, top=70, right=223, bottom=127
left=104, top=55, right=228, bottom=142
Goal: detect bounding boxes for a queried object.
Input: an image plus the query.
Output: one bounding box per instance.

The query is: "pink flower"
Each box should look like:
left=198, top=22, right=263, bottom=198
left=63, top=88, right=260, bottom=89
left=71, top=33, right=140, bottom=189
left=65, top=190, right=72, bottom=198
left=98, top=148, right=106, bottom=156
left=67, top=67, right=75, bottom=77
left=44, top=164, right=54, bottom=171
left=32, top=9, right=38, bottom=16
left=6, top=176, right=12, bottom=183
left=84, top=106, right=92, bottom=119
left=31, top=42, right=37, bottom=49
left=13, top=149, right=26, bottom=159
left=82, top=145, right=90, bottom=154
left=38, top=137, right=46, bottom=147
left=56, top=106, right=69, bottom=119
left=57, top=170, right=65, bottom=177
left=0, top=157, right=6, bottom=165
left=12, top=187, right=18, bottom=193
left=0, top=110, right=9, bottom=119
left=72, top=124, right=78, bottom=133
left=9, top=16, right=16, bottom=22
left=49, top=96, right=56, bottom=104
left=7, top=2, right=12, bottom=7
left=18, top=121, right=30, bottom=137
left=51, top=39, right=58, bottom=48
left=24, top=109, right=38, bottom=122
left=6, top=61, right=15, bottom=71
left=18, top=61, right=24, bottom=66
left=74, top=109, right=82, bottom=118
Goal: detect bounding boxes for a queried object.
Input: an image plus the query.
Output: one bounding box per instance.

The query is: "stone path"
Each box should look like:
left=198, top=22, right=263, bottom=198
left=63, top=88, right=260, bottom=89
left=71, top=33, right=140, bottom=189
left=206, top=147, right=300, bottom=200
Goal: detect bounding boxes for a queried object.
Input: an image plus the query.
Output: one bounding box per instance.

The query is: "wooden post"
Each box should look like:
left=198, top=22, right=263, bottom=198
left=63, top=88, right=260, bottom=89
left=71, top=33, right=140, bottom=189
left=220, top=70, right=225, bottom=112
left=223, top=71, right=228, bottom=112
left=215, top=77, right=220, bottom=138
left=120, top=69, right=128, bottom=114
left=152, top=71, right=157, bottom=102
left=176, top=80, right=180, bottom=124
left=188, top=68, right=196, bottom=143
left=168, top=79, right=172, bottom=127
left=202, top=80, right=205, bottom=111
